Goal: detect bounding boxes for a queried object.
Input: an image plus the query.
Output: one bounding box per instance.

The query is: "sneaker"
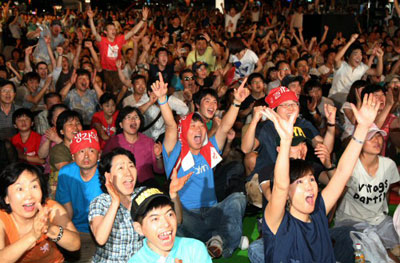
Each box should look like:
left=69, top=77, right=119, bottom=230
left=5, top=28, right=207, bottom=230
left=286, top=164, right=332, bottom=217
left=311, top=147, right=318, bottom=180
left=206, top=235, right=223, bottom=259
left=239, top=236, right=249, bottom=250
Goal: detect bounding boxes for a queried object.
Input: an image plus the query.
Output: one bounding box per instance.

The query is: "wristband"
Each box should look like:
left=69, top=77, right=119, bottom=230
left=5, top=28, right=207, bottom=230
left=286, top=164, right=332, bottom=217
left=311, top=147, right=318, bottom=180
left=310, top=110, right=317, bottom=115
left=327, top=122, right=335, bottom=127
left=233, top=102, right=241, bottom=107
left=50, top=225, right=64, bottom=243
left=351, top=135, right=364, bottom=145
left=142, top=19, right=147, bottom=22
left=324, top=164, right=336, bottom=171
left=158, top=96, right=168, bottom=105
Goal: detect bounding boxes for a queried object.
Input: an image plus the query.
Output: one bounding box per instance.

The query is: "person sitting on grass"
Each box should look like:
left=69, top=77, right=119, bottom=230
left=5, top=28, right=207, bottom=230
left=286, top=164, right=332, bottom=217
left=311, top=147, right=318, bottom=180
left=129, top=187, right=212, bottom=263
left=261, top=93, right=379, bottom=262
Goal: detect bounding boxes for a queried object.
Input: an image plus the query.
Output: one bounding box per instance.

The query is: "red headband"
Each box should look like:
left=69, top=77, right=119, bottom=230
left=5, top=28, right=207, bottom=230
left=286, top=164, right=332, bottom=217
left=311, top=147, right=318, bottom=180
left=70, top=129, right=101, bottom=155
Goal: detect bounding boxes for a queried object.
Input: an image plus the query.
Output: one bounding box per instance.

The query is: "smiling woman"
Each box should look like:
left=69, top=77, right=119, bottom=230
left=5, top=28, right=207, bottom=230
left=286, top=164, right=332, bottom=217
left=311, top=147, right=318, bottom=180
left=0, top=162, right=80, bottom=263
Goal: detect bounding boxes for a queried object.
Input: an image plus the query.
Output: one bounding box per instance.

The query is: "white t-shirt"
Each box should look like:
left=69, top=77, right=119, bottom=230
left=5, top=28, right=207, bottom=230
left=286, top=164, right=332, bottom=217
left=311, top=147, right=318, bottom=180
left=229, top=49, right=259, bottom=80
left=340, top=102, right=355, bottom=140
left=225, top=13, right=241, bottom=33
left=336, top=156, right=400, bottom=225
left=329, top=61, right=369, bottom=97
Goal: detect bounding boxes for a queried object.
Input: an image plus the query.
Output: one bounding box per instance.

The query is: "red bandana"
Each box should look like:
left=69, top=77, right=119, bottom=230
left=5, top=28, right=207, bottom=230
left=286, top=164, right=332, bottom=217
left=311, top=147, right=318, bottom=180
left=70, top=129, right=101, bottom=154
left=176, top=113, right=222, bottom=172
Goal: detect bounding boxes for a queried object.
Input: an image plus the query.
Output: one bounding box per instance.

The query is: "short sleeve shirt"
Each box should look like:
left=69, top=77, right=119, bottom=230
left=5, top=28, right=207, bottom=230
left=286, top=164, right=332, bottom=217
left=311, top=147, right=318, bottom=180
left=11, top=131, right=42, bottom=165
left=88, top=189, right=145, bottom=262
left=263, top=194, right=335, bottom=263
left=64, top=89, right=99, bottom=126
left=128, top=237, right=212, bottom=263
left=98, top=35, right=126, bottom=71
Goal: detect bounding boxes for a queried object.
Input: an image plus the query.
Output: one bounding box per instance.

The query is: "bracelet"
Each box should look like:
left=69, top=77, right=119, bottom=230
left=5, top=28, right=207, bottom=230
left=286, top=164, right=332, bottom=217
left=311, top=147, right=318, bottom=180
left=327, top=122, right=335, bottom=127
left=351, top=135, right=364, bottom=145
left=158, top=96, right=168, bottom=105
left=310, top=110, right=317, bottom=115
left=142, top=19, right=147, bottom=22
left=50, top=225, right=64, bottom=243
left=233, top=102, right=241, bottom=107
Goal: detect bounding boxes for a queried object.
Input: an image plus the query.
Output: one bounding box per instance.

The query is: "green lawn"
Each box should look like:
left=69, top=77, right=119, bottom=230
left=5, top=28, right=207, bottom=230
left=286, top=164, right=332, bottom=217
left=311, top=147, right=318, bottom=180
left=213, top=215, right=260, bottom=263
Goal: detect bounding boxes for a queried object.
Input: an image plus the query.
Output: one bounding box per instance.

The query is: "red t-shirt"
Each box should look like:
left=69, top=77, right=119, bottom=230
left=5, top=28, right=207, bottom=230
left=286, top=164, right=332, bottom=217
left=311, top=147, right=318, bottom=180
left=97, top=35, right=126, bottom=71
left=91, top=110, right=119, bottom=149
left=11, top=131, right=42, bottom=165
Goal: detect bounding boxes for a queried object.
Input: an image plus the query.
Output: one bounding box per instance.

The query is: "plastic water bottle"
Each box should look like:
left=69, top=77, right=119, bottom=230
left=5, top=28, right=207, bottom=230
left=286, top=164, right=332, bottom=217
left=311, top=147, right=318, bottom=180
left=354, top=243, right=365, bottom=263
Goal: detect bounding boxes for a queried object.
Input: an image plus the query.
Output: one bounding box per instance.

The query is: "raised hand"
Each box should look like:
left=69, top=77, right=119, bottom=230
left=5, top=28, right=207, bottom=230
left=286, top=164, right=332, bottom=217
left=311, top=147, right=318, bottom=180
left=87, top=8, right=94, bottom=19
left=314, top=143, right=332, bottom=168
left=142, top=6, right=149, bottom=20
left=105, top=173, right=120, bottom=205
left=350, top=94, right=380, bottom=127
left=169, top=166, right=193, bottom=199
left=115, top=59, right=122, bottom=69
left=70, top=69, right=77, bottom=85
left=324, top=103, right=337, bottom=125
left=84, top=41, right=93, bottom=49
left=233, top=78, right=250, bottom=104
left=150, top=72, right=168, bottom=99
left=307, top=96, right=317, bottom=112
left=350, top=33, right=359, bottom=43
left=226, top=129, right=235, bottom=143
left=253, top=105, right=267, bottom=123
left=261, top=107, right=296, bottom=141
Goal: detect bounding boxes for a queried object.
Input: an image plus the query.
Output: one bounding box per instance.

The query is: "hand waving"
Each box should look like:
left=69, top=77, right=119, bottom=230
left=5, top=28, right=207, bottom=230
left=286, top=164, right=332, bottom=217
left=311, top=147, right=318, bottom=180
left=350, top=94, right=380, bottom=127
left=169, top=165, right=193, bottom=199
left=261, top=108, right=296, bottom=141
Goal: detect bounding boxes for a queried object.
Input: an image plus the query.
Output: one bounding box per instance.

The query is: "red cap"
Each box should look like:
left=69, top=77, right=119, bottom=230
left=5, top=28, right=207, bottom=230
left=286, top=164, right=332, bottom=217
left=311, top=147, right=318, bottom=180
left=265, top=86, right=298, bottom=109
left=70, top=129, right=101, bottom=155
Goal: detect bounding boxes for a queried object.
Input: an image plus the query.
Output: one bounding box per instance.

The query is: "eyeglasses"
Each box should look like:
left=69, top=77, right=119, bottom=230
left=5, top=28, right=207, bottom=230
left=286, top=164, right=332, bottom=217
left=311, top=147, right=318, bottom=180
left=183, top=76, right=194, bottom=81
left=279, top=102, right=299, bottom=109
left=124, top=115, right=140, bottom=121
left=1, top=89, right=14, bottom=94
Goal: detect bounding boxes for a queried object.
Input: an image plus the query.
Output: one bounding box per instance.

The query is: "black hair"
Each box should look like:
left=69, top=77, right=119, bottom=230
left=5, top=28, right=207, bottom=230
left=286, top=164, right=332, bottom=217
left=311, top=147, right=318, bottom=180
left=116, top=106, right=145, bottom=134
left=75, top=68, right=91, bottom=80
left=194, top=88, right=218, bottom=107
left=295, top=56, right=308, bottom=68
left=276, top=60, right=290, bottom=70
left=361, top=84, right=387, bottom=99
left=99, top=147, right=136, bottom=194
left=344, top=42, right=363, bottom=61
left=23, top=71, right=40, bottom=84
left=99, top=92, right=116, bottom=106
left=47, top=103, right=68, bottom=127
left=0, top=66, right=9, bottom=78
left=35, top=61, right=48, bottom=70
left=266, top=67, right=277, bottom=82
left=272, top=50, right=285, bottom=62
left=155, top=47, right=169, bottom=58
left=0, top=80, right=16, bottom=93
left=289, top=159, right=314, bottom=184
left=195, top=34, right=207, bottom=43
left=179, top=68, right=194, bottom=80
left=0, top=162, right=48, bottom=213
left=44, top=92, right=61, bottom=105
left=135, top=197, right=175, bottom=224
left=346, top=80, right=368, bottom=104
left=56, top=110, right=83, bottom=138
left=248, top=72, right=265, bottom=84
left=192, top=112, right=204, bottom=124
left=324, top=48, right=337, bottom=60
left=131, top=74, right=146, bottom=85
left=227, top=37, right=246, bottom=55
left=304, top=79, right=322, bottom=94
left=12, top=108, right=33, bottom=125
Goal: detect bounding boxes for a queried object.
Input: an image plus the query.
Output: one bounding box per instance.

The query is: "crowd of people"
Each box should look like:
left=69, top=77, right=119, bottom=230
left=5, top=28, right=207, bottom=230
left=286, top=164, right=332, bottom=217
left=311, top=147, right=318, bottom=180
left=0, top=0, right=400, bottom=262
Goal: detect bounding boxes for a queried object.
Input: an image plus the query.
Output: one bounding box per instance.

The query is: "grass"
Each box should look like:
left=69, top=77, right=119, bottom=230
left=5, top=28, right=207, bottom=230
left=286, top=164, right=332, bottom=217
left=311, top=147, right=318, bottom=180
left=213, top=215, right=261, bottom=263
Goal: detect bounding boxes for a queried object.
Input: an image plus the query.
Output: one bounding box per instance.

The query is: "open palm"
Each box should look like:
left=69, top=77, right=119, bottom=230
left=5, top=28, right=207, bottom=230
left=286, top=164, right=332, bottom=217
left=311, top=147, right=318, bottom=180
left=262, top=108, right=295, bottom=141
left=350, top=94, right=380, bottom=127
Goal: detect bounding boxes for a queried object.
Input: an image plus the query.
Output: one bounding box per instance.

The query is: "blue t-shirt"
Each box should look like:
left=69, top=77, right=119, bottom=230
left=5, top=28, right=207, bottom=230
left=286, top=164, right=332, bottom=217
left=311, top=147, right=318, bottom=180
left=128, top=236, right=212, bottom=263
left=162, top=136, right=221, bottom=210
left=254, top=118, right=319, bottom=174
left=263, top=194, right=335, bottom=263
left=55, top=162, right=102, bottom=233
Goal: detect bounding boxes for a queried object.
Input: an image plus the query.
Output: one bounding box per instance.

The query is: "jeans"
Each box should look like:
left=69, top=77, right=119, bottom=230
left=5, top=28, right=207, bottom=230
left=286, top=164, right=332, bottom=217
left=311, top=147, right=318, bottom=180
left=248, top=238, right=264, bottom=263
left=177, top=192, right=247, bottom=258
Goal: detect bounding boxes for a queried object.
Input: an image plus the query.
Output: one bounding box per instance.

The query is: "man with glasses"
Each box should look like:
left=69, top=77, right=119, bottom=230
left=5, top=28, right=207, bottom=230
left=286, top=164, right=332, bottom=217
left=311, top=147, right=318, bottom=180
left=172, top=69, right=198, bottom=113
left=241, top=86, right=335, bottom=175
left=0, top=81, right=20, bottom=139
left=267, top=60, right=292, bottom=92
